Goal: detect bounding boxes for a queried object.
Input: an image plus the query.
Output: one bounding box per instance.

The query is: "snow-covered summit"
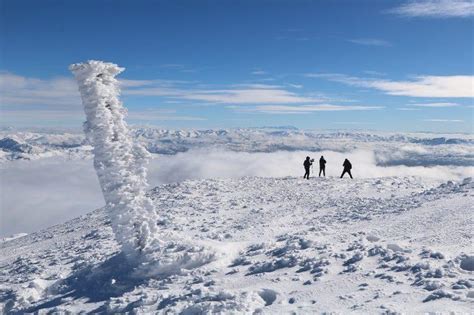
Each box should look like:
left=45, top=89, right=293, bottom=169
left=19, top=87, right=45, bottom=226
left=1, top=176, right=473, bottom=313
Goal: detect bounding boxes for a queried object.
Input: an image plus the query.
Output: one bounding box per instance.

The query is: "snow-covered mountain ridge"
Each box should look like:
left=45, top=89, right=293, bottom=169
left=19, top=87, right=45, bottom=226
left=1, top=176, right=473, bottom=313
left=1, top=128, right=473, bottom=167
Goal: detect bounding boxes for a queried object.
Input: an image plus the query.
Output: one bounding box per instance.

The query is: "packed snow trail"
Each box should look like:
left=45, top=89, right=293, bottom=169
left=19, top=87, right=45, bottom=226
left=1, top=176, right=473, bottom=313
left=70, top=60, right=161, bottom=259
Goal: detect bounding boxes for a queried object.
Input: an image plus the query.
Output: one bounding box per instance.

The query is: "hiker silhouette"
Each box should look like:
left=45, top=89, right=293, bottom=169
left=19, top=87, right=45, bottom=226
left=303, top=156, right=313, bottom=180
left=340, top=158, right=353, bottom=179
left=319, top=156, right=326, bottom=177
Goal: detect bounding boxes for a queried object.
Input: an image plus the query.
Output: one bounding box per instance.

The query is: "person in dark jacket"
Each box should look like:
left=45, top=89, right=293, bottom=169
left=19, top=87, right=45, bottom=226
left=319, top=156, right=326, bottom=177
left=340, top=158, right=353, bottom=179
left=303, top=156, right=313, bottom=179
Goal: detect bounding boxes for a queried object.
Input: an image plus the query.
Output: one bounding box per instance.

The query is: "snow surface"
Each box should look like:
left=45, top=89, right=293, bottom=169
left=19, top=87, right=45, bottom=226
left=1, top=176, right=473, bottom=313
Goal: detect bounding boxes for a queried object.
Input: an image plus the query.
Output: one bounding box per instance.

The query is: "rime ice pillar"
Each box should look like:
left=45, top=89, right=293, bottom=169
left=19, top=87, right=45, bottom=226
left=70, top=61, right=159, bottom=259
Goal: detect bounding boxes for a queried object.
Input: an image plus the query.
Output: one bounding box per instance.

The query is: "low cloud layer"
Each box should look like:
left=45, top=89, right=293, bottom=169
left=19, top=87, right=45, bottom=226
left=1, top=158, right=104, bottom=237
left=149, top=149, right=472, bottom=184
left=2, top=149, right=472, bottom=237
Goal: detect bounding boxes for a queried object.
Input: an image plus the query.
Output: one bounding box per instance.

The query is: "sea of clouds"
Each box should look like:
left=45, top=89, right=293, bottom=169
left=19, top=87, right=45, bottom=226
left=2, top=146, right=473, bottom=237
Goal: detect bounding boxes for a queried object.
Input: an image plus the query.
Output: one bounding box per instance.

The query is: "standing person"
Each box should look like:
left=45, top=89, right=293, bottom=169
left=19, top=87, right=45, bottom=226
left=340, top=158, right=353, bottom=179
left=303, top=156, right=313, bottom=179
left=319, top=155, right=327, bottom=177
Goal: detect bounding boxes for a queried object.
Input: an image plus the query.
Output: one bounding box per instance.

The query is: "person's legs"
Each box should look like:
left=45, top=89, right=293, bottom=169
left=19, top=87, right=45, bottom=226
left=323, top=168, right=325, bottom=177
left=319, top=168, right=322, bottom=177
left=340, top=170, right=345, bottom=178
left=348, top=170, right=353, bottom=179
left=304, top=168, right=309, bottom=179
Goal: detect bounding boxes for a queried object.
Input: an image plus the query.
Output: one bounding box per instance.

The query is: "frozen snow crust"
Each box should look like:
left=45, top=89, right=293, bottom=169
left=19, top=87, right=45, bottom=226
left=1, top=176, right=473, bottom=313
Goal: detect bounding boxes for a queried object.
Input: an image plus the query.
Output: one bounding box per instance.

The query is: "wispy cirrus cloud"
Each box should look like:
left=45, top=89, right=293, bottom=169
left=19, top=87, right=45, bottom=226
left=348, top=38, right=392, bottom=47
left=423, top=119, right=464, bottom=122
left=0, top=71, right=327, bottom=127
left=306, top=73, right=474, bottom=98
left=0, top=72, right=80, bottom=107
left=160, top=64, right=184, bottom=69
left=251, top=70, right=267, bottom=75
left=396, top=102, right=460, bottom=110
left=1, top=72, right=324, bottom=110
left=229, top=83, right=282, bottom=89
left=412, top=102, right=460, bottom=107
left=363, top=70, right=387, bottom=76
left=0, top=109, right=83, bottom=120
left=0, top=109, right=85, bottom=127
left=287, top=83, right=303, bottom=89
left=159, top=64, right=199, bottom=73
left=127, top=109, right=206, bottom=122
left=236, top=104, right=383, bottom=114
left=0, top=108, right=207, bottom=127
left=178, top=88, right=317, bottom=104
left=397, top=107, right=422, bottom=111
left=332, top=121, right=375, bottom=125
left=120, top=78, right=192, bottom=88
left=125, top=82, right=321, bottom=104
left=389, top=0, right=474, bottom=18
left=0, top=72, right=194, bottom=108
left=0, top=72, right=204, bottom=126
left=119, top=79, right=156, bottom=88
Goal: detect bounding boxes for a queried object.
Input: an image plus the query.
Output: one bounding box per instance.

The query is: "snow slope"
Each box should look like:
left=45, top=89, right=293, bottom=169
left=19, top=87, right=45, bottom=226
left=1, top=176, right=473, bottom=313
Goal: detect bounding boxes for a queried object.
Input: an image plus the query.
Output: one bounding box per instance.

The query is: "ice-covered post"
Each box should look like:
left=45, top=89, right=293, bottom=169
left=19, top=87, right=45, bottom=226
left=70, top=60, right=160, bottom=260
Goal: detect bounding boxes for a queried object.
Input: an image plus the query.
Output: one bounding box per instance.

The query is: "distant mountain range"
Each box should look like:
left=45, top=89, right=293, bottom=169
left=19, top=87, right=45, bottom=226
left=1, top=127, right=473, bottom=166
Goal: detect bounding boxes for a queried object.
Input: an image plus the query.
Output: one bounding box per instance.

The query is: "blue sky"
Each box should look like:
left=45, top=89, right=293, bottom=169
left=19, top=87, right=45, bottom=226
left=1, top=0, right=473, bottom=132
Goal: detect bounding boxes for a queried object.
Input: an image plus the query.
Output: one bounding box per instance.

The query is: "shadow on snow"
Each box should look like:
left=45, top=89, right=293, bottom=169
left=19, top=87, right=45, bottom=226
left=19, top=253, right=148, bottom=313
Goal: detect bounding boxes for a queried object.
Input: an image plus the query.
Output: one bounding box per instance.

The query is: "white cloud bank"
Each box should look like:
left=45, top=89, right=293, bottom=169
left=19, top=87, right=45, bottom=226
left=0, top=158, right=104, bottom=237
left=149, top=149, right=472, bottom=184
left=389, top=0, right=474, bottom=18
left=2, top=148, right=473, bottom=237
